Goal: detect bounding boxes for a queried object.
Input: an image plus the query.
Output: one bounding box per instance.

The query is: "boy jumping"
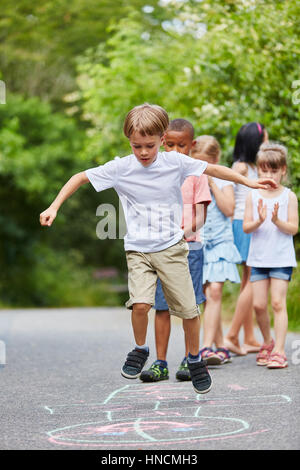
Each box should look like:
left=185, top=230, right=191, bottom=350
left=40, top=103, right=276, bottom=394
left=140, top=118, right=211, bottom=383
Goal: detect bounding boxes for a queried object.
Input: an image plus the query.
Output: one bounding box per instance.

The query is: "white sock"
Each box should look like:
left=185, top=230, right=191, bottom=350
left=135, top=343, right=149, bottom=352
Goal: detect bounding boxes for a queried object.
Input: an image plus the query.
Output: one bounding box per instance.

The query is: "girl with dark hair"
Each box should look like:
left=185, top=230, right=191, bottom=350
left=233, top=122, right=266, bottom=164
left=225, top=122, right=268, bottom=356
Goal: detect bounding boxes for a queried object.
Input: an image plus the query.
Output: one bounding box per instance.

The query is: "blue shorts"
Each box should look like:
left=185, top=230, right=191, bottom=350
left=250, top=266, right=293, bottom=282
left=155, top=243, right=206, bottom=311
left=232, top=219, right=251, bottom=263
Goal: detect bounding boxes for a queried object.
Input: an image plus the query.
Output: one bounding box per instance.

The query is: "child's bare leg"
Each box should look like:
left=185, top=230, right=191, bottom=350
left=270, top=279, right=289, bottom=355
left=241, top=267, right=260, bottom=348
left=203, top=282, right=223, bottom=348
left=182, top=315, right=200, bottom=356
left=155, top=310, right=171, bottom=361
left=252, top=279, right=272, bottom=344
left=183, top=333, right=189, bottom=358
left=214, top=318, right=225, bottom=348
left=225, top=265, right=251, bottom=354
left=131, top=303, right=151, bottom=346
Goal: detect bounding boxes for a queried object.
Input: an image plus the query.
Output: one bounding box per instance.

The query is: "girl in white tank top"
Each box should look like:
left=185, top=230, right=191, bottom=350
left=243, top=142, right=298, bottom=369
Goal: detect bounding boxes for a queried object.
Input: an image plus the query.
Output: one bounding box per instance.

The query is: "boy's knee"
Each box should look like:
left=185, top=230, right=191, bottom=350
left=156, top=309, right=170, bottom=317
left=132, top=303, right=151, bottom=316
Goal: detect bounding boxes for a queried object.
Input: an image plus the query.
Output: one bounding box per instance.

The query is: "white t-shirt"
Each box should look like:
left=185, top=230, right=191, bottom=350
left=85, top=151, right=207, bottom=252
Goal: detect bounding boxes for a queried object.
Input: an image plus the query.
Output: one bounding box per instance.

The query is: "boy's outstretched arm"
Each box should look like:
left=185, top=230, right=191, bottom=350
left=39, top=171, right=89, bottom=226
left=204, top=163, right=277, bottom=190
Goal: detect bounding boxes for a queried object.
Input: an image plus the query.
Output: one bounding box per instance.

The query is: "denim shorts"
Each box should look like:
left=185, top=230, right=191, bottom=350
left=154, top=243, right=206, bottom=311
left=250, top=266, right=293, bottom=282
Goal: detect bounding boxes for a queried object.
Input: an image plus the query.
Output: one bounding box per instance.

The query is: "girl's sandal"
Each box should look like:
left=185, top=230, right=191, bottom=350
left=267, top=352, right=288, bottom=369
left=215, top=347, right=232, bottom=364
left=256, top=339, right=275, bottom=366
left=200, top=347, right=222, bottom=365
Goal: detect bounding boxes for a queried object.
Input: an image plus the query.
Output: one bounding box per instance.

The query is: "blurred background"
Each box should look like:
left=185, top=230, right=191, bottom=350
left=0, top=0, right=299, bottom=329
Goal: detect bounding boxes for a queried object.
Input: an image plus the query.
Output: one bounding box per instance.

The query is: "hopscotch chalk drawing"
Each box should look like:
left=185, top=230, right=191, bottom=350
left=44, top=383, right=291, bottom=447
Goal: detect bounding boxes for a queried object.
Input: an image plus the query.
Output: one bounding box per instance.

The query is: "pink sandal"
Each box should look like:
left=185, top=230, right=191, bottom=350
left=200, top=347, right=222, bottom=365
left=256, top=339, right=275, bottom=366
left=267, top=352, right=288, bottom=369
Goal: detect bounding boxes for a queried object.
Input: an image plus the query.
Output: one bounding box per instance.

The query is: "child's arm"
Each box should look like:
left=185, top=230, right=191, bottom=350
left=204, top=163, right=277, bottom=190
left=39, top=171, right=89, bottom=226
left=271, top=191, right=299, bottom=236
left=243, top=193, right=266, bottom=233
left=208, top=177, right=235, bottom=217
left=184, top=203, right=207, bottom=239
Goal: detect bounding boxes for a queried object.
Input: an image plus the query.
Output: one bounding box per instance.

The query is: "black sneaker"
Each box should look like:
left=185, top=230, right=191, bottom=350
left=140, top=360, right=169, bottom=382
left=175, top=357, right=191, bottom=381
left=121, top=347, right=149, bottom=379
left=187, top=359, right=212, bottom=394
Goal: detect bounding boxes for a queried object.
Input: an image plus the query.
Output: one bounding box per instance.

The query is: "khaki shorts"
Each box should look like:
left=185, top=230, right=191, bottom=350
left=125, top=239, right=199, bottom=320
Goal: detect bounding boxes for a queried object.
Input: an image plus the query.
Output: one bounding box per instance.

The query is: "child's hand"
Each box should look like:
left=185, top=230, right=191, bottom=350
left=251, top=178, right=278, bottom=190
left=39, top=207, right=57, bottom=227
left=271, top=202, right=279, bottom=224
left=258, top=198, right=267, bottom=223
left=207, top=176, right=214, bottom=189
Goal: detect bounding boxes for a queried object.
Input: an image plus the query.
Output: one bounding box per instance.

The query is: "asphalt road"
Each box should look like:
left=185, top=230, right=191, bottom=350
left=0, top=307, right=299, bottom=450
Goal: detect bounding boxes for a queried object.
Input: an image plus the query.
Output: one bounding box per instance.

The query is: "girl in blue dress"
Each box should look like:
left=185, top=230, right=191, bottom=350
left=191, top=136, right=241, bottom=365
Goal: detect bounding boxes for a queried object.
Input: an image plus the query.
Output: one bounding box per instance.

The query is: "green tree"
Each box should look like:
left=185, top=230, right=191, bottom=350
left=0, top=0, right=169, bottom=104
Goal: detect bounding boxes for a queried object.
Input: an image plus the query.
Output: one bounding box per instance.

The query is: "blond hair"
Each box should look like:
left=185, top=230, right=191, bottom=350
left=123, top=103, right=169, bottom=138
left=191, top=135, right=221, bottom=162
left=256, top=141, right=288, bottom=170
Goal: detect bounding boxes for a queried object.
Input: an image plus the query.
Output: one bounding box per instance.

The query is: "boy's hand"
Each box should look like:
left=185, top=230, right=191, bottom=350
left=258, top=198, right=267, bottom=223
left=40, top=207, right=57, bottom=227
left=250, top=178, right=278, bottom=190
left=271, top=202, right=279, bottom=224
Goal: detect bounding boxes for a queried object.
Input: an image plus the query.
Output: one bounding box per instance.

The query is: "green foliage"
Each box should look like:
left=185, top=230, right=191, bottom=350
left=0, top=94, right=85, bottom=202
left=0, top=94, right=128, bottom=307
left=26, top=243, right=123, bottom=308
left=0, top=0, right=169, bottom=104
left=286, top=264, right=300, bottom=331
left=0, top=94, right=86, bottom=304
left=77, top=1, right=300, bottom=186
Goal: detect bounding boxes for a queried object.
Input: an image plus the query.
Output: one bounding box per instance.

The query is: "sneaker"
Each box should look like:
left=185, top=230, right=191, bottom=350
left=140, top=360, right=169, bottom=382
left=121, top=347, right=149, bottom=379
left=175, top=357, right=191, bottom=381
left=200, top=347, right=222, bottom=366
left=215, top=347, right=232, bottom=364
left=187, top=359, right=212, bottom=394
